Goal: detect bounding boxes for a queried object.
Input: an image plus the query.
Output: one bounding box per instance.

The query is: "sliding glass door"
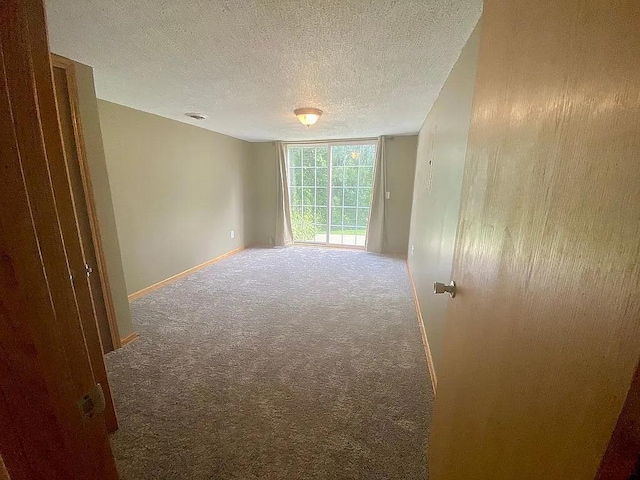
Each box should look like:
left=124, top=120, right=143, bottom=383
left=288, top=141, right=376, bottom=247
left=329, top=143, right=375, bottom=246
left=288, top=145, right=329, bottom=244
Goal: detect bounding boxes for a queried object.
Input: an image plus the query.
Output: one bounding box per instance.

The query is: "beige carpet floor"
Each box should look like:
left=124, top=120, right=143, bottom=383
left=106, top=246, right=433, bottom=479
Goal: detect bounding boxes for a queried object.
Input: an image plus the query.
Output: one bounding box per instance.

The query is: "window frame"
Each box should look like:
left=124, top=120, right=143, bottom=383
left=286, top=139, right=377, bottom=247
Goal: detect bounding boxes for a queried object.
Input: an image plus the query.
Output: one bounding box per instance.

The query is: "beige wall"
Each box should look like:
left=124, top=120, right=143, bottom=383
left=407, top=22, right=481, bottom=373
left=245, top=137, right=417, bottom=253
left=98, top=101, right=249, bottom=294
left=245, top=142, right=277, bottom=246
left=96, top=103, right=414, bottom=299
left=73, top=62, right=134, bottom=338
left=384, top=136, right=417, bottom=254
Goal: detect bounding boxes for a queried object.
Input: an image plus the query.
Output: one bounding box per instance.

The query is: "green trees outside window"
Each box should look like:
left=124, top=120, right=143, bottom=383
left=288, top=143, right=376, bottom=246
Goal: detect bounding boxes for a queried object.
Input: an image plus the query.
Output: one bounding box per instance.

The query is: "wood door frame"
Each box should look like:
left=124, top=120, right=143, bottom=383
left=50, top=54, right=122, bottom=350
left=0, top=0, right=119, bottom=476
left=50, top=54, right=120, bottom=433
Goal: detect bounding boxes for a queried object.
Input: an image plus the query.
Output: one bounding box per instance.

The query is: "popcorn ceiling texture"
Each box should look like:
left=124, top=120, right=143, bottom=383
left=45, top=0, right=482, bottom=142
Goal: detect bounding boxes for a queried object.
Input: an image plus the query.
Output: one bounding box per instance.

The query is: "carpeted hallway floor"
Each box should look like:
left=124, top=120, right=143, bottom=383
left=106, top=247, right=433, bottom=479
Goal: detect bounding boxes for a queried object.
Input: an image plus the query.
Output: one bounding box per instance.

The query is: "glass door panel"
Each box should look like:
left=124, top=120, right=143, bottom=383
left=288, top=145, right=329, bottom=243
left=329, top=144, right=376, bottom=247
left=288, top=142, right=376, bottom=247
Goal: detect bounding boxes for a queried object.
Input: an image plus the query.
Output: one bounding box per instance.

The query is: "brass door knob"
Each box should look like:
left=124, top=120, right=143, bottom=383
left=434, top=281, right=456, bottom=298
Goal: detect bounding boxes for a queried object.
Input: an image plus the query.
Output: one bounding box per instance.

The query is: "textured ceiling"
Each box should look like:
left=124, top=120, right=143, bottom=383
left=45, top=0, right=482, bottom=142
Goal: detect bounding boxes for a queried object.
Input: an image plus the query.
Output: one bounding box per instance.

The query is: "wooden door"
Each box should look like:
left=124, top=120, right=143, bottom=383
left=0, top=0, right=119, bottom=478
left=50, top=56, right=119, bottom=432
left=429, top=1, right=640, bottom=479
left=51, top=55, right=121, bottom=355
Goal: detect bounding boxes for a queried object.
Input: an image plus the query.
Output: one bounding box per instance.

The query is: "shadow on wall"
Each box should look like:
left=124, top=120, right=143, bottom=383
left=406, top=19, right=482, bottom=376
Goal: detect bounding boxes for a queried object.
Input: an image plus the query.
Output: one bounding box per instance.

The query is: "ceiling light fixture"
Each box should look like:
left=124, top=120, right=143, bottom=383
left=294, top=107, right=323, bottom=127
left=185, top=112, right=209, bottom=120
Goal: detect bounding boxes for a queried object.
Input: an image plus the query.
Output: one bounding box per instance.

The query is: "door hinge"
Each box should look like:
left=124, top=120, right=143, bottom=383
left=85, top=263, right=93, bottom=277
left=77, top=383, right=106, bottom=421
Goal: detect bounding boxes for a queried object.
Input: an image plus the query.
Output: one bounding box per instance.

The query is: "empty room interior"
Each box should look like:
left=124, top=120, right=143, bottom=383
left=1, top=0, right=640, bottom=479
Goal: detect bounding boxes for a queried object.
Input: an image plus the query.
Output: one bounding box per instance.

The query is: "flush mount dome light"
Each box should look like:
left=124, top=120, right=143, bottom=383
left=294, top=107, right=323, bottom=127
left=185, top=112, right=209, bottom=120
